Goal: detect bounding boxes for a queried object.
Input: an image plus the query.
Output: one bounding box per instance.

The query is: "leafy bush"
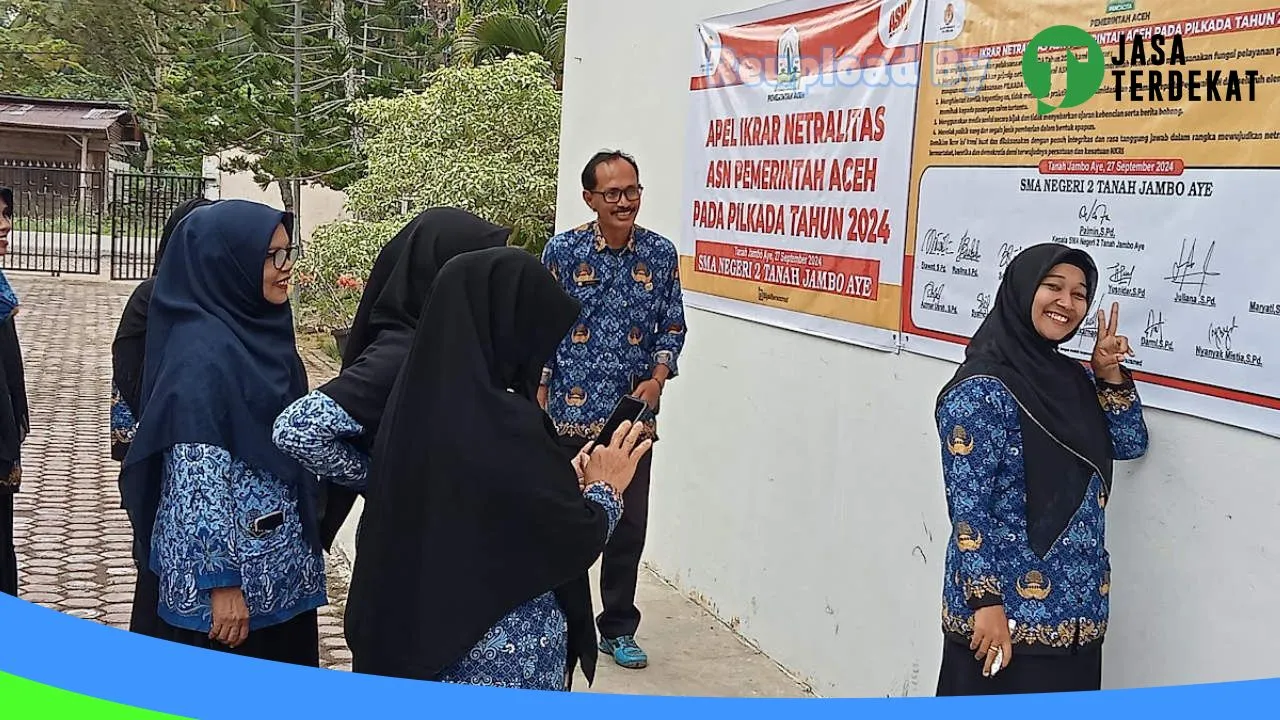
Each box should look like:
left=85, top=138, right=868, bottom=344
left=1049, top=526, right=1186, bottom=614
left=293, top=217, right=406, bottom=331
left=295, top=52, right=562, bottom=331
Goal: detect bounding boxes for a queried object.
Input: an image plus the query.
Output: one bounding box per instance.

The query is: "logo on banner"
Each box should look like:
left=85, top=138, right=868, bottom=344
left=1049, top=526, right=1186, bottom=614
left=928, top=0, right=964, bottom=42
left=886, top=0, right=913, bottom=40
left=767, top=26, right=805, bottom=102
left=1021, top=25, right=1105, bottom=115
left=696, top=23, right=721, bottom=76
left=879, top=0, right=921, bottom=47
left=1022, top=24, right=1259, bottom=115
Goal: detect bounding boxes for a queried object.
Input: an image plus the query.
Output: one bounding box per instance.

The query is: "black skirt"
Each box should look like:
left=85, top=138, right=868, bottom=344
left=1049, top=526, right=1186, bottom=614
left=127, top=565, right=166, bottom=638
left=0, top=492, right=15, bottom=596
left=129, top=577, right=320, bottom=668
left=935, top=636, right=1102, bottom=696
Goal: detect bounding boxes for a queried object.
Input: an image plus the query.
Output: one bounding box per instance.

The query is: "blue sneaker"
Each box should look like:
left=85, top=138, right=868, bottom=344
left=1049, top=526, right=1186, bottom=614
left=599, top=635, right=648, bottom=669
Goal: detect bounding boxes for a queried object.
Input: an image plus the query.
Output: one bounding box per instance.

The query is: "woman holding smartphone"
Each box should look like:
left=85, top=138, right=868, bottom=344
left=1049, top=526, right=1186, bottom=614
left=343, top=247, right=650, bottom=690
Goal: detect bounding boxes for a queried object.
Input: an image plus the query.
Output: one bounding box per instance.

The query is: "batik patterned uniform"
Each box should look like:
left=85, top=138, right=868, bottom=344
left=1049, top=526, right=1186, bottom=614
left=0, top=270, right=20, bottom=596
left=273, top=390, right=370, bottom=493
left=540, top=222, right=687, bottom=440
left=937, top=368, right=1148, bottom=654
left=150, top=443, right=327, bottom=632
left=273, top=389, right=619, bottom=691
left=435, top=483, right=623, bottom=690
left=111, top=382, right=137, bottom=460
left=0, top=271, right=22, bottom=493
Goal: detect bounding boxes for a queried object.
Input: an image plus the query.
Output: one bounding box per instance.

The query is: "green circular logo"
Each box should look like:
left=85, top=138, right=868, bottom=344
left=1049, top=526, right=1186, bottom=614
left=1021, top=25, right=1105, bottom=115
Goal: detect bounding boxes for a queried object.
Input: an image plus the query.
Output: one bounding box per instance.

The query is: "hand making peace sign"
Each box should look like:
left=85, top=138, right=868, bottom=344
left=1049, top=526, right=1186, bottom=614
left=1090, top=301, right=1133, bottom=384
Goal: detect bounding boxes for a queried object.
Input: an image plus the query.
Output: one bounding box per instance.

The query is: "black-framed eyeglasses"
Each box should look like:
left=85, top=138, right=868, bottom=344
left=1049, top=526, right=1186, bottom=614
left=589, top=185, right=643, bottom=203
left=267, top=245, right=298, bottom=270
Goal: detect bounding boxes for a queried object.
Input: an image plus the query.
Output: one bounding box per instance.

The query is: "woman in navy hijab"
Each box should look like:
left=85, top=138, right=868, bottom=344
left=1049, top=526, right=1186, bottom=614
left=119, top=199, right=325, bottom=665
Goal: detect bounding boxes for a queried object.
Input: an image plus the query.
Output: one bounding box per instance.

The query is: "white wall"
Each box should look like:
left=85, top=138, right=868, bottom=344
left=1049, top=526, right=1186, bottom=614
left=209, top=150, right=351, bottom=243
left=556, top=0, right=1280, bottom=697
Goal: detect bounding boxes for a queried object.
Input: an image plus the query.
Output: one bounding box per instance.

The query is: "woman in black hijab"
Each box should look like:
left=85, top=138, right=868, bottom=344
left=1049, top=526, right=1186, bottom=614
left=272, top=207, right=511, bottom=549
left=119, top=199, right=324, bottom=664
left=0, top=187, right=30, bottom=597
left=110, top=197, right=214, bottom=461
left=342, top=246, right=652, bottom=690
left=111, top=197, right=214, bottom=636
left=933, top=243, right=1148, bottom=695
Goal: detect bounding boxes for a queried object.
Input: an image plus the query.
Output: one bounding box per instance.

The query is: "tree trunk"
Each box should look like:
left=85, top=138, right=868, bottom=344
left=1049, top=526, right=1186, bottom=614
left=332, top=0, right=364, bottom=152
left=277, top=177, right=302, bottom=249
left=142, top=117, right=157, bottom=172
left=145, top=71, right=161, bottom=171
left=145, top=7, right=163, bottom=172
left=278, top=177, right=296, bottom=215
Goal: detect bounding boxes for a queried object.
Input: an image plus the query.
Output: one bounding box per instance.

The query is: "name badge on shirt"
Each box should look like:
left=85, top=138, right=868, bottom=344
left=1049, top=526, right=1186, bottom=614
left=632, top=262, right=653, bottom=292
left=574, top=262, right=599, bottom=286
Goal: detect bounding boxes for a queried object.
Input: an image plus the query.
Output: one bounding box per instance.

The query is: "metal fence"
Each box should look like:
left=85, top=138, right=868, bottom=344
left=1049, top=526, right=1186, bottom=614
left=0, top=161, right=104, bottom=275
left=110, top=172, right=210, bottom=280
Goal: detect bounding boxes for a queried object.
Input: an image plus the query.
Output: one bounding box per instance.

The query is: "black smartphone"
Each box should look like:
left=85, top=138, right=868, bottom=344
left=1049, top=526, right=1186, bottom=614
left=593, top=395, right=648, bottom=447
left=249, top=510, right=284, bottom=535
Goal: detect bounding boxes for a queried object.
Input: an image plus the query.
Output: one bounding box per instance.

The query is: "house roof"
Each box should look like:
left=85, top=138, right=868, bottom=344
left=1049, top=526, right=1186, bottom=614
left=0, top=94, right=138, bottom=135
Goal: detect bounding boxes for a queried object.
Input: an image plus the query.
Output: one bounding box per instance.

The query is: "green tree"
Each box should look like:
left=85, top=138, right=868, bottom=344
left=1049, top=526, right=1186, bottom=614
left=0, top=1, right=116, bottom=99
left=181, top=0, right=450, bottom=216
left=0, top=0, right=228, bottom=172
left=452, top=0, right=566, bottom=87
left=1, top=0, right=451, bottom=184
left=295, top=53, right=562, bottom=330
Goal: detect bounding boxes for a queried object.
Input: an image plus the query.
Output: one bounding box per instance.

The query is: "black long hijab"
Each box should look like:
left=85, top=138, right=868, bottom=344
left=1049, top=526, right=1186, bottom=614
left=343, top=247, right=613, bottom=685
left=313, top=207, right=510, bottom=547
left=119, top=199, right=317, bottom=566
left=936, top=243, right=1114, bottom=558
left=0, top=187, right=27, bottom=481
left=111, top=197, right=214, bottom=421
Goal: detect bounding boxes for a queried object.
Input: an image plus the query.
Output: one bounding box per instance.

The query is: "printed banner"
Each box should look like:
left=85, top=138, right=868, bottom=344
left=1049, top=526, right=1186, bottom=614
left=679, top=0, right=926, bottom=350
left=901, top=0, right=1280, bottom=436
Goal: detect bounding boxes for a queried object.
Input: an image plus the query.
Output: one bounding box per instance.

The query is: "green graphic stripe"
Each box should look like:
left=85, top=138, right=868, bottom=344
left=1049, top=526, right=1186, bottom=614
left=0, top=671, right=190, bottom=718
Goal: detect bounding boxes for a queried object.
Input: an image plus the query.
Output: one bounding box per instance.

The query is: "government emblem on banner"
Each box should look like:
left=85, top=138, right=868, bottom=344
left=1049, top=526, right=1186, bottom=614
left=775, top=27, right=800, bottom=92
left=696, top=23, right=721, bottom=76
left=767, top=26, right=805, bottom=102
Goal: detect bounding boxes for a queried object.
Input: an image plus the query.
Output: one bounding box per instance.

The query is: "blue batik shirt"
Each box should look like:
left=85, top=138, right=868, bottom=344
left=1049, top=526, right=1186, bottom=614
left=149, top=443, right=328, bottom=633
left=272, top=390, right=371, bottom=493
left=436, top=482, right=624, bottom=691
left=540, top=221, right=687, bottom=440
left=0, top=270, right=18, bottom=320
left=937, top=366, right=1148, bottom=655
left=110, top=382, right=137, bottom=459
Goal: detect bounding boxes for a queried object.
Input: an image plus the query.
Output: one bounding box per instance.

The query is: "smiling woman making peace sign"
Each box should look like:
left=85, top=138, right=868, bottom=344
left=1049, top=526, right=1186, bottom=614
left=932, top=243, right=1149, bottom=696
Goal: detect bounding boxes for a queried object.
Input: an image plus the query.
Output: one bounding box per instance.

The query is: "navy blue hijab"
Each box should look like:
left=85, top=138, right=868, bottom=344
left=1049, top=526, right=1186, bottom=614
left=119, top=199, right=317, bottom=564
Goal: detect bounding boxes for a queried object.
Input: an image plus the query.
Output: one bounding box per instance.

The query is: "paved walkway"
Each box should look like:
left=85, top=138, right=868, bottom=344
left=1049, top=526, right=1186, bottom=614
left=9, top=276, right=138, bottom=626
left=7, top=274, right=810, bottom=698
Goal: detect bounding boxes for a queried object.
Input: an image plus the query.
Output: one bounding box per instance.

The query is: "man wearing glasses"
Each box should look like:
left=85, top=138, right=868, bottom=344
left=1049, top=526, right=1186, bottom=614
left=538, top=149, right=687, bottom=671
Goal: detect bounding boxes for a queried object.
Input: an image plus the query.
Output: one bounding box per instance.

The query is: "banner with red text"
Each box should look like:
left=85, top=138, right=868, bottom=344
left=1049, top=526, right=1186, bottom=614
left=679, top=0, right=925, bottom=350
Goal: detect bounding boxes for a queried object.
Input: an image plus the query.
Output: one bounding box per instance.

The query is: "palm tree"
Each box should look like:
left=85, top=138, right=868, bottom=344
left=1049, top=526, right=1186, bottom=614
left=451, top=0, right=566, bottom=89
